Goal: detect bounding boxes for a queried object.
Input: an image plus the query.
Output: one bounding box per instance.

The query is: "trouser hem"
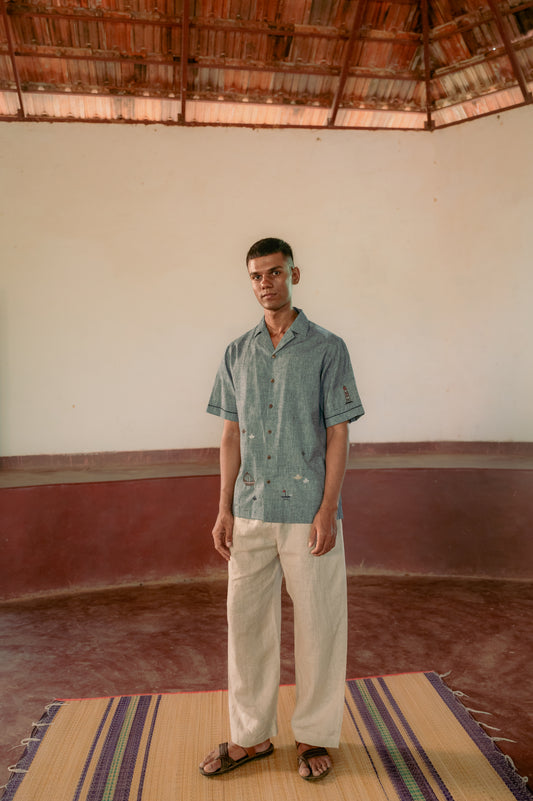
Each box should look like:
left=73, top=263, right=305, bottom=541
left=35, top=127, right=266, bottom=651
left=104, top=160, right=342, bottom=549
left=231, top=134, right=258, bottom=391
left=292, top=730, right=342, bottom=749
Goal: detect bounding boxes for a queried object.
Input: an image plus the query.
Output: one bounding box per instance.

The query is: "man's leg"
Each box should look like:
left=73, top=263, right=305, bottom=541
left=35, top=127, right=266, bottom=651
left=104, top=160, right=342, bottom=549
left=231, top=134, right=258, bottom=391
left=280, top=521, right=347, bottom=776
left=227, top=518, right=284, bottom=745
left=200, top=518, right=282, bottom=775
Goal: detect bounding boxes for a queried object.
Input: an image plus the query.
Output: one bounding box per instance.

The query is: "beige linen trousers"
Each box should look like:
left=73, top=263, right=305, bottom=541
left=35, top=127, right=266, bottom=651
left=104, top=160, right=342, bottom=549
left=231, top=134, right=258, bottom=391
left=227, top=516, right=348, bottom=748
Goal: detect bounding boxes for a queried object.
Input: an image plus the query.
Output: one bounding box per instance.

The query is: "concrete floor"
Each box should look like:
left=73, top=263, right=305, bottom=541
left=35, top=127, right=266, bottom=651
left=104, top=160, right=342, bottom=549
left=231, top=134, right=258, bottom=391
left=1, top=575, right=532, bottom=791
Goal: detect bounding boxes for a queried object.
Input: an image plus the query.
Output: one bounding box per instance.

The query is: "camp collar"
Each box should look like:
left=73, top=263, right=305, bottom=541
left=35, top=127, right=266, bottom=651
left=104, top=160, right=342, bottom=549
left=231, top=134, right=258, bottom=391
left=254, top=308, right=310, bottom=344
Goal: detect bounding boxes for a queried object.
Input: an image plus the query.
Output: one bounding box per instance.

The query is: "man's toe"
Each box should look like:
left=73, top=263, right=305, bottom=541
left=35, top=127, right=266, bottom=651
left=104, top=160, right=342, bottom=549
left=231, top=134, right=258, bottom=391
left=299, top=761, right=311, bottom=777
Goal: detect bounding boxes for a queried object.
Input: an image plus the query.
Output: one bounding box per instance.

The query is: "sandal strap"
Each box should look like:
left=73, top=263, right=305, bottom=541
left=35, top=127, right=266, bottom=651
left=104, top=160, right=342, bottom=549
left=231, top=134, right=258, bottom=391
left=217, top=741, right=257, bottom=769
left=217, top=742, right=235, bottom=771
left=298, top=746, right=329, bottom=762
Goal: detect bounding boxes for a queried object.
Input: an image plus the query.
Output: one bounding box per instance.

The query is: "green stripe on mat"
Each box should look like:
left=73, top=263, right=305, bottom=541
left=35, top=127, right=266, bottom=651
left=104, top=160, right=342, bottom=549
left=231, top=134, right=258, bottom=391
left=102, top=696, right=140, bottom=801
left=358, top=679, right=428, bottom=801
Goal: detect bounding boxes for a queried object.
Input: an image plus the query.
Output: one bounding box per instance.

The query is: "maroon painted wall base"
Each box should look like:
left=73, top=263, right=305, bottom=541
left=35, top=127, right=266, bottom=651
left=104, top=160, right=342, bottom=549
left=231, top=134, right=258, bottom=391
left=342, top=468, right=533, bottom=578
left=1, top=449, right=532, bottom=599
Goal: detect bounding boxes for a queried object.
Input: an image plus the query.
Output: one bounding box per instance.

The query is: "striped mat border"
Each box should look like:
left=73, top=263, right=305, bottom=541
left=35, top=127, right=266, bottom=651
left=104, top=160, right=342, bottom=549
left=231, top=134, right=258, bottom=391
left=2, top=671, right=531, bottom=801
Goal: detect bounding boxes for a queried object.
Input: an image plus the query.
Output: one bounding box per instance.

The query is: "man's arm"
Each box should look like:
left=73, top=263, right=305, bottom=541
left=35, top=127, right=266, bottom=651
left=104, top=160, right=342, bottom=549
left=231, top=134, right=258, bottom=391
left=309, top=421, right=349, bottom=556
left=212, top=419, right=241, bottom=561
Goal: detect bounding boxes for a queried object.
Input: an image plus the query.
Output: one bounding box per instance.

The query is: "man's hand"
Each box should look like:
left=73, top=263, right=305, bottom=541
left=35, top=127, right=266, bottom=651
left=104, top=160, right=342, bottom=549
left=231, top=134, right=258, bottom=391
left=308, top=421, right=349, bottom=556
left=308, top=507, right=338, bottom=556
left=212, top=420, right=241, bottom=562
left=212, top=510, right=234, bottom=561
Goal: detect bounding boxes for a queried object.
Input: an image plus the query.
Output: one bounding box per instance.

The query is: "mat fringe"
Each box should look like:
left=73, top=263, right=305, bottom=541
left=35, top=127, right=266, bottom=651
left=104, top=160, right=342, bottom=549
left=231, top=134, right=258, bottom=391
left=438, top=671, right=528, bottom=787
left=0, top=699, right=62, bottom=798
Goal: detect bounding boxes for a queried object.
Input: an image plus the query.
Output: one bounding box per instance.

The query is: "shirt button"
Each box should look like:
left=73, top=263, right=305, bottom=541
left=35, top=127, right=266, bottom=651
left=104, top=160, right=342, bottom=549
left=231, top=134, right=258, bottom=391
left=266, top=480, right=271, bottom=484
left=267, top=455, right=271, bottom=460
left=268, top=430, right=272, bottom=434
left=269, top=404, right=273, bottom=409
left=272, top=354, right=276, bottom=359
left=271, top=378, right=275, bottom=383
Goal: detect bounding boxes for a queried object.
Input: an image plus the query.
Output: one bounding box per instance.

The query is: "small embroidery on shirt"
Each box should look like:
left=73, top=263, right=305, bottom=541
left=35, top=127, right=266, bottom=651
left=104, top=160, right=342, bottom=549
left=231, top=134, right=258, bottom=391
left=293, top=474, right=302, bottom=480
left=243, top=472, right=255, bottom=486
left=281, top=489, right=291, bottom=500
left=303, top=478, right=310, bottom=484
left=343, top=385, right=352, bottom=404
left=248, top=434, right=255, bottom=439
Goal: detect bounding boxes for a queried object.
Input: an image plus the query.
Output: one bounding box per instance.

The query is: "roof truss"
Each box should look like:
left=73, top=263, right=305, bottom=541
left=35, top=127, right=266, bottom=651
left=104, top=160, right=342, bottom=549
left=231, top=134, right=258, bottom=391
left=1, top=0, right=532, bottom=130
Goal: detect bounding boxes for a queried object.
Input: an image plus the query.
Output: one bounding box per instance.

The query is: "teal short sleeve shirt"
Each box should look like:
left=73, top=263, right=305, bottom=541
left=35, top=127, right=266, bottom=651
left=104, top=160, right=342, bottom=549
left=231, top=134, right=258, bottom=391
left=207, top=309, right=364, bottom=524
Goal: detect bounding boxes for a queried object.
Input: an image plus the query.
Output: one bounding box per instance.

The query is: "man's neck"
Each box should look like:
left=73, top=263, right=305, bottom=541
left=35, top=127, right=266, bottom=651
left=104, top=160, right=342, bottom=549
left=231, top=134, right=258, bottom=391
left=264, top=307, right=299, bottom=347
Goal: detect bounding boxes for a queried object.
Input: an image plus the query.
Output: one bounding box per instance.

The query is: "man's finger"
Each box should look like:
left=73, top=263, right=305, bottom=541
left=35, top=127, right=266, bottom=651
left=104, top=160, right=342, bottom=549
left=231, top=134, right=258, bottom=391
left=312, top=529, right=337, bottom=556
left=308, top=526, right=316, bottom=549
left=311, top=532, right=326, bottom=555
left=215, top=539, right=231, bottom=561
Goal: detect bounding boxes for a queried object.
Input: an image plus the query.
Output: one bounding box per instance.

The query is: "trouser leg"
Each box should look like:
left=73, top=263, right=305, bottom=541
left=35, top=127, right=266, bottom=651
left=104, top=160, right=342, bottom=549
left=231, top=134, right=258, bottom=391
left=227, top=517, right=283, bottom=747
left=280, top=520, right=347, bottom=748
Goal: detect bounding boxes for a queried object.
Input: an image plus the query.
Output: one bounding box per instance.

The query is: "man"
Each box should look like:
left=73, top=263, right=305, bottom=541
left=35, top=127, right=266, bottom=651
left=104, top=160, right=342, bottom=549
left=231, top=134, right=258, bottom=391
left=200, top=238, right=364, bottom=781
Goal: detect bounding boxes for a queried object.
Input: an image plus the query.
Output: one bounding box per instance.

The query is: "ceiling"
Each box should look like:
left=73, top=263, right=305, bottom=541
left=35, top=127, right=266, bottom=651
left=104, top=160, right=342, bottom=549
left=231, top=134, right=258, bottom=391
left=1, top=0, right=532, bottom=131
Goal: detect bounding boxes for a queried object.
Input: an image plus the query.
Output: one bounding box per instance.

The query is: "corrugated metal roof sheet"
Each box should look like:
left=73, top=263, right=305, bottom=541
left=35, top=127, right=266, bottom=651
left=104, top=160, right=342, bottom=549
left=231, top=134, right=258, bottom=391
left=0, top=0, right=532, bottom=129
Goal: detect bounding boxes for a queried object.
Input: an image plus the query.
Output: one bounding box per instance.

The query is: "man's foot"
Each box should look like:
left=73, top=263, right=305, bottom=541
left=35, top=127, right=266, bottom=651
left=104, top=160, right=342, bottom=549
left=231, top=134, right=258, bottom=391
left=296, top=742, right=332, bottom=780
left=199, top=740, right=273, bottom=776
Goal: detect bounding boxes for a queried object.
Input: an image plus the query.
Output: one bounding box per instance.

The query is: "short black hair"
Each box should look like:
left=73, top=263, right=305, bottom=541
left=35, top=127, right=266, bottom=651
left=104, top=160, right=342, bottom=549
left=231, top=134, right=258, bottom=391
left=246, top=237, right=294, bottom=266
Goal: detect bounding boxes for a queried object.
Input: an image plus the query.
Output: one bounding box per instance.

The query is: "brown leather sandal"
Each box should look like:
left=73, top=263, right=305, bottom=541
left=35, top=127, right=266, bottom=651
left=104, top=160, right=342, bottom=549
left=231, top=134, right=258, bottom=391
left=297, top=744, right=331, bottom=781
left=200, top=741, right=274, bottom=777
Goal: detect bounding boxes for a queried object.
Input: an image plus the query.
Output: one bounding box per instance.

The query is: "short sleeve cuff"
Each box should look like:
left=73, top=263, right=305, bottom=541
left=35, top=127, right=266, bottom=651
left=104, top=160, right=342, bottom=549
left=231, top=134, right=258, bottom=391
left=325, top=404, right=365, bottom=427
left=206, top=403, right=239, bottom=422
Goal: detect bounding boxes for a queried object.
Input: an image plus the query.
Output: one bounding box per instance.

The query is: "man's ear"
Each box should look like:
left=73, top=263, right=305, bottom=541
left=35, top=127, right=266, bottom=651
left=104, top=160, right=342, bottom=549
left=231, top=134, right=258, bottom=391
left=291, top=266, right=301, bottom=285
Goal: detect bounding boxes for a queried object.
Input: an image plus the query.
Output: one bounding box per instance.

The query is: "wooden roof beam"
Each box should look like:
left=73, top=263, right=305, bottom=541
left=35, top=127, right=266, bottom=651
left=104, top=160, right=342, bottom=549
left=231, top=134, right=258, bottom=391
left=432, top=0, right=533, bottom=41
left=421, top=0, right=434, bottom=131
left=2, top=46, right=421, bottom=83
left=179, top=0, right=189, bottom=123
left=486, top=0, right=532, bottom=103
left=433, top=37, right=533, bottom=79
left=327, top=0, right=369, bottom=126
left=1, top=0, right=25, bottom=117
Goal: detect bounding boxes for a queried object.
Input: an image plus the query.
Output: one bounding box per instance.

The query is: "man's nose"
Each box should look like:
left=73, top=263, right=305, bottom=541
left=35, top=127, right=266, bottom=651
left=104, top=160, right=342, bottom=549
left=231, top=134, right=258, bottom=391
left=260, top=275, right=272, bottom=286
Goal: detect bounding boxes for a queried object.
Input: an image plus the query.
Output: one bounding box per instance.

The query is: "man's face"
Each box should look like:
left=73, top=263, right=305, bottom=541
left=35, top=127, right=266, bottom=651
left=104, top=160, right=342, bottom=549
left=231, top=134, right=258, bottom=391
left=247, top=251, right=300, bottom=313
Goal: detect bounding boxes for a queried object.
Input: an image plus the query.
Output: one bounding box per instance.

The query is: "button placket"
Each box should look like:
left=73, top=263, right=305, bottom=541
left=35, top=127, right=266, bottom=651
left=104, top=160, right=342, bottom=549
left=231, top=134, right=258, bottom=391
left=265, top=350, right=278, bottom=490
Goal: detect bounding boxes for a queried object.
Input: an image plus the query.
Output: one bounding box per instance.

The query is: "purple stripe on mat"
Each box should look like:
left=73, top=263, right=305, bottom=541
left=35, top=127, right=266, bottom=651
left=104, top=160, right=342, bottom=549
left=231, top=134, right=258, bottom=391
left=85, top=696, right=132, bottom=801
left=112, top=696, right=152, bottom=801
left=72, top=698, right=115, bottom=801
left=1, top=702, right=63, bottom=801
left=347, top=679, right=416, bottom=801
left=363, top=679, right=441, bottom=801
left=344, top=691, right=391, bottom=799
left=136, top=694, right=162, bottom=801
left=425, top=673, right=532, bottom=801
left=377, top=676, right=454, bottom=801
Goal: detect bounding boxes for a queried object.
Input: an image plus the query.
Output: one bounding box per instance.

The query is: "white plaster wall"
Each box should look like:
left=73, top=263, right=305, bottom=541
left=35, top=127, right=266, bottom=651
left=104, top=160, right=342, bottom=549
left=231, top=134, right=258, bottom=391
left=0, top=108, right=532, bottom=455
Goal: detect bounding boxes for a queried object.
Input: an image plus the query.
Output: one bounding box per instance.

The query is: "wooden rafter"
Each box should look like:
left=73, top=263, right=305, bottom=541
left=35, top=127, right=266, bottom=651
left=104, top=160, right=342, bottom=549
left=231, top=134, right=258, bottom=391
left=180, top=0, right=190, bottom=123
left=486, top=0, right=532, bottom=103
left=1, top=0, right=24, bottom=117
left=421, top=0, right=434, bottom=131
left=327, top=0, right=369, bottom=126
left=0, top=47, right=422, bottom=84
